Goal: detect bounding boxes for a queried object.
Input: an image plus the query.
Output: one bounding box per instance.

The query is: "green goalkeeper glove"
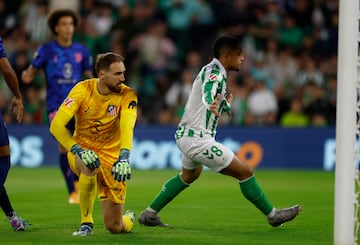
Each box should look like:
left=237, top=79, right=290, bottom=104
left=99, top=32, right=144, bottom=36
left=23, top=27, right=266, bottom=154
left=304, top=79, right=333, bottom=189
left=70, top=144, right=100, bottom=170
left=112, top=149, right=131, bottom=182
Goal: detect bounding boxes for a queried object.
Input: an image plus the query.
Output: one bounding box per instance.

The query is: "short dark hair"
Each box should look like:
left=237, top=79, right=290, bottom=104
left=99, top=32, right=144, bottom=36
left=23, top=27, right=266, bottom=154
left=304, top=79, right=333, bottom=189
left=212, top=35, right=242, bottom=59
left=95, top=52, right=125, bottom=74
left=47, top=9, right=79, bottom=36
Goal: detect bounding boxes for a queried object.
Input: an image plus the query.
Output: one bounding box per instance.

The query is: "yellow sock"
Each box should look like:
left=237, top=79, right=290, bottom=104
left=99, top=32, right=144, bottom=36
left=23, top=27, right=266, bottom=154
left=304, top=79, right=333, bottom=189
left=79, top=174, right=97, bottom=224
left=122, top=215, right=134, bottom=232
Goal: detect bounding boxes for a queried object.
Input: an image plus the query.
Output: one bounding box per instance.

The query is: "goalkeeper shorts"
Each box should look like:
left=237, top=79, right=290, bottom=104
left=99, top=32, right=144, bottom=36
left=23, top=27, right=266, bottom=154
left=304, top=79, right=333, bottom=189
left=67, top=153, right=127, bottom=204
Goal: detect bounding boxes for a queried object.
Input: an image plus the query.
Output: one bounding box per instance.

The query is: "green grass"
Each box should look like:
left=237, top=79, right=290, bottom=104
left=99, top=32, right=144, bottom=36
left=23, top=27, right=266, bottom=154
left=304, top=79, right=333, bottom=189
left=1, top=167, right=336, bottom=244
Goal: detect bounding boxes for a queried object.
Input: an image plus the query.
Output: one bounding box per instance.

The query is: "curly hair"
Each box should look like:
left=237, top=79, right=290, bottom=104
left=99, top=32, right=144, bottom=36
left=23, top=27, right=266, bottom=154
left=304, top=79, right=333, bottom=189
left=47, top=9, right=79, bottom=36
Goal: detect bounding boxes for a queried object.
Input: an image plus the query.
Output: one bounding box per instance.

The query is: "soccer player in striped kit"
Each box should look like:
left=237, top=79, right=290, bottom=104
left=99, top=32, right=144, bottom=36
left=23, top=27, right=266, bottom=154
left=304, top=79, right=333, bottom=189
left=139, top=35, right=301, bottom=228
left=22, top=9, right=93, bottom=204
left=0, top=36, right=29, bottom=231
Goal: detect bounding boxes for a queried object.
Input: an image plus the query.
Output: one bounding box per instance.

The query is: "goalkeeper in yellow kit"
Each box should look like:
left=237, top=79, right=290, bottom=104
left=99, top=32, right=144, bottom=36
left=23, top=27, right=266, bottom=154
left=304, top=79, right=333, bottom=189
left=50, top=52, right=137, bottom=236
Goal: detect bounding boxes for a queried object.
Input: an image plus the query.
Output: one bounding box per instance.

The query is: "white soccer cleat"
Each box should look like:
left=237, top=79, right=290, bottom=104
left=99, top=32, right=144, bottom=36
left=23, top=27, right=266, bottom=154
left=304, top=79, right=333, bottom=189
left=8, top=212, right=29, bottom=231
left=268, top=205, right=301, bottom=227
left=72, top=223, right=93, bottom=236
left=138, top=210, right=168, bottom=227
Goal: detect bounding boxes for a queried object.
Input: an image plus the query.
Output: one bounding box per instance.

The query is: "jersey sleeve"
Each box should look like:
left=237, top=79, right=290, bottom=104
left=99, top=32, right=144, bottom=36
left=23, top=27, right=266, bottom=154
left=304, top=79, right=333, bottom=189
left=31, top=44, right=47, bottom=69
left=50, top=82, right=86, bottom=151
left=119, top=86, right=138, bottom=151
left=58, top=82, right=85, bottom=116
left=202, top=69, right=220, bottom=110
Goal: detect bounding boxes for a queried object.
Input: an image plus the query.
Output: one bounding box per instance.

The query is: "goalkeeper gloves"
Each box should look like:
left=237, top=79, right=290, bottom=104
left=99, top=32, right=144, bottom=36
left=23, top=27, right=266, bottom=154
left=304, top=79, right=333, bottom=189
left=112, top=149, right=131, bottom=182
left=70, top=144, right=100, bottom=170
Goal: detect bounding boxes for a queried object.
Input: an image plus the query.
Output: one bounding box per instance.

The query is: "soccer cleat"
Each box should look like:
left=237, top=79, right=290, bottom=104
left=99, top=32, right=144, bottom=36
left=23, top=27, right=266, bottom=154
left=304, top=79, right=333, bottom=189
left=8, top=212, right=29, bottom=231
left=125, top=210, right=136, bottom=223
left=72, top=223, right=93, bottom=236
left=268, top=205, right=301, bottom=227
left=138, top=210, right=168, bottom=227
left=68, top=191, right=80, bottom=204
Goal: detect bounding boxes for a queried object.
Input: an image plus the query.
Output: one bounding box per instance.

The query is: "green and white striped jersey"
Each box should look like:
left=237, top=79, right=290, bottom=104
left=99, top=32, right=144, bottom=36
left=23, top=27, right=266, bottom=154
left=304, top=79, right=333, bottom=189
left=178, top=58, right=231, bottom=137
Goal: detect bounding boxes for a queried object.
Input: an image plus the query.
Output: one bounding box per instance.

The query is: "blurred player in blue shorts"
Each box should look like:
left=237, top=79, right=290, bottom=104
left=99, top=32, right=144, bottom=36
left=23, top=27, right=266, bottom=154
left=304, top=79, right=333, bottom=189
left=0, top=36, right=29, bottom=231
left=139, top=35, right=301, bottom=228
left=22, top=9, right=93, bottom=204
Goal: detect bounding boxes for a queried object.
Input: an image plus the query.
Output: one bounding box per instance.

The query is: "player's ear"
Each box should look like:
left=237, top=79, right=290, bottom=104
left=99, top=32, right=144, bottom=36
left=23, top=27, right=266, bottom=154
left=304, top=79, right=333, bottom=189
left=98, top=70, right=105, bottom=78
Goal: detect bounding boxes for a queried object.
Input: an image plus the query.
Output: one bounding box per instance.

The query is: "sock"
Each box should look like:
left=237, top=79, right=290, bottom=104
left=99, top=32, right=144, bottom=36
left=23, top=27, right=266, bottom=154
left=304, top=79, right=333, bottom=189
left=122, top=215, right=134, bottom=232
left=0, top=156, right=13, bottom=216
left=149, top=174, right=189, bottom=212
left=239, top=175, right=273, bottom=215
left=0, top=186, right=14, bottom=216
left=79, top=174, right=97, bottom=224
left=59, top=153, right=75, bottom=194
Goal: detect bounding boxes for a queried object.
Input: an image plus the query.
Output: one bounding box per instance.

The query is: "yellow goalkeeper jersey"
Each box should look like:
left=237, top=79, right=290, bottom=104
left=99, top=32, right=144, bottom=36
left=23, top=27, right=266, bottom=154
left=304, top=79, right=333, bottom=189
left=57, top=78, right=137, bottom=164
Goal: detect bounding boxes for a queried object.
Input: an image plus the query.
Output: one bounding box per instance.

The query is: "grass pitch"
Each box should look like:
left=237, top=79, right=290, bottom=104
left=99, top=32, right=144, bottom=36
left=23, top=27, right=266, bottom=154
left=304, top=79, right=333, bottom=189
left=1, top=167, right=336, bottom=244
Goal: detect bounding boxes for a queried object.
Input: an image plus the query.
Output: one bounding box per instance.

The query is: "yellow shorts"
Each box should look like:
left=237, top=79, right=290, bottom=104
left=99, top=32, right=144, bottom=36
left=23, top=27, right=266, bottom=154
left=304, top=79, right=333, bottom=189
left=67, top=152, right=127, bottom=204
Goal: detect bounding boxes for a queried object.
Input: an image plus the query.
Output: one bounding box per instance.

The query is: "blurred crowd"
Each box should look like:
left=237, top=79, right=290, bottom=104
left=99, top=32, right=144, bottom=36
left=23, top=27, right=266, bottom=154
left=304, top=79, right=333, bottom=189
left=0, top=0, right=338, bottom=127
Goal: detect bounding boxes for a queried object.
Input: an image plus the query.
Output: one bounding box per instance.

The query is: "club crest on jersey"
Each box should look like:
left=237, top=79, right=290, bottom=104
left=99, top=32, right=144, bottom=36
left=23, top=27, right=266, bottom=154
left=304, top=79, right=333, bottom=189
left=209, top=74, right=217, bottom=81
left=107, top=105, right=117, bottom=116
left=64, top=97, right=74, bottom=107
left=75, top=52, right=83, bottom=63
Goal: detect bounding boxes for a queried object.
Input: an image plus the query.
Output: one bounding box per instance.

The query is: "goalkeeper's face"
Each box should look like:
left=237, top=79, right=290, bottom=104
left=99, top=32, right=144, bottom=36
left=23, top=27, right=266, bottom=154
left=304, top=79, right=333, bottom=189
left=102, top=62, right=126, bottom=93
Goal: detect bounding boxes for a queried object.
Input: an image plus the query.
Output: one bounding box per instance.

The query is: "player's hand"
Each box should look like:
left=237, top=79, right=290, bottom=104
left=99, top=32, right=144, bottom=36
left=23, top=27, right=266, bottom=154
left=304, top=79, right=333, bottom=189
left=10, top=96, right=23, bottom=123
left=226, top=93, right=233, bottom=118
left=112, top=149, right=131, bottom=182
left=70, top=144, right=100, bottom=170
left=21, top=69, right=33, bottom=84
left=226, top=93, right=233, bottom=105
left=210, top=94, right=221, bottom=116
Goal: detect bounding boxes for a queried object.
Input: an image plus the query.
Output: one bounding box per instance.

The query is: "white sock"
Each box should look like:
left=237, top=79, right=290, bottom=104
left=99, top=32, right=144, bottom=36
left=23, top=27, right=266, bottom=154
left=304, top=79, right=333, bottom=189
left=146, top=207, right=157, bottom=213
left=267, top=208, right=276, bottom=218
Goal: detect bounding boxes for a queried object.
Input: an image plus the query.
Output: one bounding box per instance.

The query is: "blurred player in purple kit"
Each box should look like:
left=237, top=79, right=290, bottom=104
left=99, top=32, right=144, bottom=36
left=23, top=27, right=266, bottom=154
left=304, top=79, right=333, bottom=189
left=22, top=9, right=93, bottom=204
left=0, top=36, right=29, bottom=231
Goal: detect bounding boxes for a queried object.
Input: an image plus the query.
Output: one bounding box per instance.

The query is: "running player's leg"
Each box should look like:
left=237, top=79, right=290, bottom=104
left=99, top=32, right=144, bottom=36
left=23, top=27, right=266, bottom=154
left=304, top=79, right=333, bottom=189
left=220, top=155, right=274, bottom=215
left=148, top=166, right=201, bottom=212
left=220, top=153, right=301, bottom=226
left=139, top=157, right=202, bottom=227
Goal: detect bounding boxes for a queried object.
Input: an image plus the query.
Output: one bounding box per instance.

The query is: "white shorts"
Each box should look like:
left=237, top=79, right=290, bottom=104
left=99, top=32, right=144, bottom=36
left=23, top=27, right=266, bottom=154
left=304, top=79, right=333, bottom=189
left=175, top=135, right=234, bottom=172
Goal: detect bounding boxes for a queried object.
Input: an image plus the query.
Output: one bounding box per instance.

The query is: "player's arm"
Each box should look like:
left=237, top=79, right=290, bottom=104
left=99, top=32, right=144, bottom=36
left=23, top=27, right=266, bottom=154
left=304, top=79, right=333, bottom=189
left=112, top=90, right=138, bottom=182
left=0, top=57, right=23, bottom=123
left=202, top=75, right=232, bottom=116
left=21, top=65, right=38, bottom=84
left=202, top=73, right=223, bottom=116
left=50, top=108, right=99, bottom=170
left=49, top=109, right=77, bottom=151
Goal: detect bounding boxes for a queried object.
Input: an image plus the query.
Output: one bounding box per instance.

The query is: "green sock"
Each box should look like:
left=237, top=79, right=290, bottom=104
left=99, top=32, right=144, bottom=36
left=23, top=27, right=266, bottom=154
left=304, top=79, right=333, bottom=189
left=239, top=175, right=273, bottom=215
left=149, top=174, right=189, bottom=212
